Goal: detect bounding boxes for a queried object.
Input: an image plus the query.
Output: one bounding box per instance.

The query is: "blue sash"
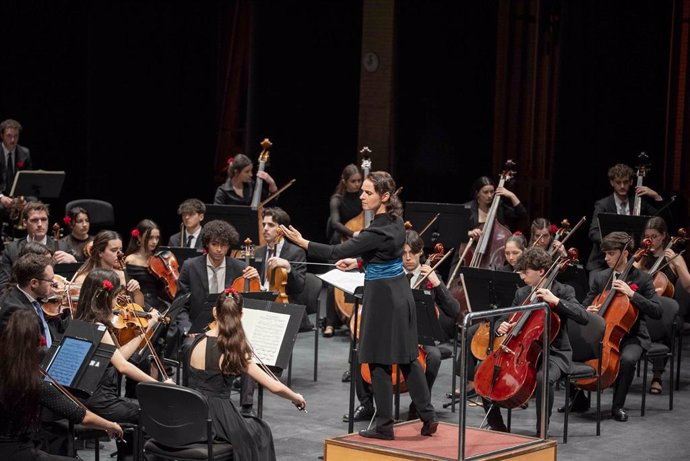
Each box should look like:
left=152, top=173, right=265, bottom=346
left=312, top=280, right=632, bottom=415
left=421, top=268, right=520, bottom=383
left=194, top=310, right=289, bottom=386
left=364, top=258, right=404, bottom=281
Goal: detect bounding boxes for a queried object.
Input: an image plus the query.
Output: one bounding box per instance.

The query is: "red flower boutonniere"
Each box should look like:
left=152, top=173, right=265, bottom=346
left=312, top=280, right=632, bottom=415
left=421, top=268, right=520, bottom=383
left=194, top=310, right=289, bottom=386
left=202, top=249, right=208, bottom=255
left=357, top=259, right=364, bottom=270
left=16, top=160, right=25, bottom=169
left=40, top=335, right=47, bottom=347
left=629, top=283, right=639, bottom=293
left=425, top=281, right=434, bottom=290
left=550, top=224, right=558, bottom=234
left=63, top=215, right=72, bottom=226
left=102, top=280, right=113, bottom=292
left=131, top=229, right=140, bottom=238
left=227, top=156, right=234, bottom=165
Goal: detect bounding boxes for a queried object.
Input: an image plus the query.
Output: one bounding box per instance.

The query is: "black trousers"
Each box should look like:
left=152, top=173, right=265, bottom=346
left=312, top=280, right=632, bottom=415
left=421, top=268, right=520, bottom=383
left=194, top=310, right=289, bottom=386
left=612, top=337, right=644, bottom=410
left=369, top=360, right=435, bottom=435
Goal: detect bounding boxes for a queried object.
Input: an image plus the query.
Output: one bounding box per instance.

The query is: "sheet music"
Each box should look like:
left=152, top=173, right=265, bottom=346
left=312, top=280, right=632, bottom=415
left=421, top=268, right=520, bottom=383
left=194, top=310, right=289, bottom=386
left=317, top=269, right=364, bottom=295
left=46, top=337, right=92, bottom=386
left=242, top=308, right=290, bottom=367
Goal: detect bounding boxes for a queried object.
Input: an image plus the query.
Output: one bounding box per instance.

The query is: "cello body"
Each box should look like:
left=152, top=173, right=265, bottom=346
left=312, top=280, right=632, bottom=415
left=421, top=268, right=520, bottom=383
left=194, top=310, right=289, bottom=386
left=474, top=309, right=560, bottom=408
left=577, top=290, right=638, bottom=391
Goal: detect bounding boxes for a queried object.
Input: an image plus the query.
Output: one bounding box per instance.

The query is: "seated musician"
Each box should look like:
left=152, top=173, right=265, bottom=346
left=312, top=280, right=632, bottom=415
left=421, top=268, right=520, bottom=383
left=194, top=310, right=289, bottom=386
left=529, top=218, right=567, bottom=257
left=582, top=231, right=662, bottom=421
left=481, top=247, right=588, bottom=434
left=57, top=206, right=94, bottom=262
left=184, top=289, right=305, bottom=461
left=586, top=163, right=663, bottom=274
left=214, top=154, right=278, bottom=206
left=0, top=202, right=77, bottom=294
left=124, top=219, right=169, bottom=309
left=464, top=175, right=526, bottom=241
left=168, top=198, right=205, bottom=249
left=172, top=219, right=259, bottom=415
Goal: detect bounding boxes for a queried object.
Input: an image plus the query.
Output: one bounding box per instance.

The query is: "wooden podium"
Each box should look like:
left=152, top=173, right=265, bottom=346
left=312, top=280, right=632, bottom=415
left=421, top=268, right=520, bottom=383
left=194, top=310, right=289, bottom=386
left=324, top=421, right=557, bottom=461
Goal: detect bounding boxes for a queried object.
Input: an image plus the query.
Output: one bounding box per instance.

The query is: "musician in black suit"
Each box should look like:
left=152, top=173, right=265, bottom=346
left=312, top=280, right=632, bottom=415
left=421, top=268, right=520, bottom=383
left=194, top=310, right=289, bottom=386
left=586, top=164, right=663, bottom=273
left=0, top=119, right=32, bottom=201
left=481, top=247, right=588, bottom=434
left=173, top=219, right=260, bottom=414
left=583, top=231, right=662, bottom=422
left=168, top=198, right=205, bottom=249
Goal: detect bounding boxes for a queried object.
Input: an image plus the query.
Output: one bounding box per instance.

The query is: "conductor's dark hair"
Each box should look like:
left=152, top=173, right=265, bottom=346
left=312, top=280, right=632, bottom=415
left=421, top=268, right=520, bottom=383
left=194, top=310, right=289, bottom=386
left=367, top=171, right=402, bottom=219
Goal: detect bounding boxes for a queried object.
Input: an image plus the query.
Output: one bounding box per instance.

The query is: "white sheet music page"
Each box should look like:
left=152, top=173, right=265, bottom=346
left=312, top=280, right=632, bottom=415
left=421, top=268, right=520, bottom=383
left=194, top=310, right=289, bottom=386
left=316, top=269, right=364, bottom=295
left=241, top=308, right=290, bottom=367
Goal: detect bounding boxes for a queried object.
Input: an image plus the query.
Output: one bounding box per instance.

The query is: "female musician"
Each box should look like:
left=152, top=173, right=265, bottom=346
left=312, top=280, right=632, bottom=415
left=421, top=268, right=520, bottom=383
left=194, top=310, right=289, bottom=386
left=124, top=219, right=169, bottom=308
left=73, top=230, right=141, bottom=296
left=185, top=289, right=305, bottom=461
left=528, top=218, right=567, bottom=257
left=500, top=232, right=527, bottom=272
left=464, top=176, right=526, bottom=240
left=281, top=171, right=438, bottom=440
left=214, top=153, right=278, bottom=206
left=0, top=309, right=123, bottom=461
left=323, top=164, right=363, bottom=337
left=74, top=269, right=170, bottom=459
left=481, top=248, right=588, bottom=434
left=57, top=207, right=94, bottom=262
left=638, top=217, right=690, bottom=394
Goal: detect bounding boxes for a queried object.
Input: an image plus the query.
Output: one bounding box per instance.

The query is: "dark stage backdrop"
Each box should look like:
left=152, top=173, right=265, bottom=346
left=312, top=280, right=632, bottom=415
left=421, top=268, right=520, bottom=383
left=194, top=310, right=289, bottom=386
left=0, top=0, right=679, bottom=260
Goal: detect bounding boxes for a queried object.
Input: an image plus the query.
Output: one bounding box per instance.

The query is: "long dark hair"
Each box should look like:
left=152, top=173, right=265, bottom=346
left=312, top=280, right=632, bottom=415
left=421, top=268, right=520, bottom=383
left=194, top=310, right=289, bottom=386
left=125, top=219, right=160, bottom=256
left=74, top=268, right=123, bottom=325
left=76, top=229, right=122, bottom=277
left=333, top=164, right=360, bottom=197
left=227, top=153, right=253, bottom=179
left=367, top=171, right=402, bottom=219
left=215, top=291, right=251, bottom=376
left=0, top=310, right=42, bottom=434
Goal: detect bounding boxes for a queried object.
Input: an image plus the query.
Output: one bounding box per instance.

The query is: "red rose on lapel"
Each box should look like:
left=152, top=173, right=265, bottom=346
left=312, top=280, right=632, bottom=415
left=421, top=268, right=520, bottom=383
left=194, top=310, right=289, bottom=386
left=357, top=259, right=364, bottom=270
left=425, top=281, right=434, bottom=290
left=16, top=160, right=25, bottom=169
left=629, top=283, right=639, bottom=292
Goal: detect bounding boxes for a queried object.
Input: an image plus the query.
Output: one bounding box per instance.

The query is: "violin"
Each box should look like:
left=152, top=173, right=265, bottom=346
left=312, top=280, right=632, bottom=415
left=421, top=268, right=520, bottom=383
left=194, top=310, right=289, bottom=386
left=632, top=152, right=650, bottom=216
left=148, top=250, right=180, bottom=300
left=42, top=274, right=80, bottom=320
left=231, top=238, right=262, bottom=293
left=449, top=160, right=517, bottom=317
left=577, top=238, right=653, bottom=391
left=474, top=248, right=579, bottom=408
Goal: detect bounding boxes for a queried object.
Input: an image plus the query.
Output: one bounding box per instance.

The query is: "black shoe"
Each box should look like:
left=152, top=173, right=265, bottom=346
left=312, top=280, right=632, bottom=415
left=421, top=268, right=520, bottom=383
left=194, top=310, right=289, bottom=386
left=420, top=418, right=439, bottom=436
left=240, top=405, right=256, bottom=417
left=611, top=407, right=628, bottom=422
left=557, top=394, right=590, bottom=413
left=359, top=428, right=394, bottom=440
left=341, top=370, right=351, bottom=382
left=489, top=423, right=509, bottom=432
left=342, top=404, right=375, bottom=422
left=407, top=404, right=418, bottom=421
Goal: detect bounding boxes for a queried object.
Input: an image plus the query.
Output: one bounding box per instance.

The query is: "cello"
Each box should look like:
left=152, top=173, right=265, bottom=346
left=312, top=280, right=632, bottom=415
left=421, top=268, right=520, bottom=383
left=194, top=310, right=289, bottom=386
left=473, top=249, right=579, bottom=408
left=641, top=228, right=687, bottom=298
left=577, top=238, right=653, bottom=391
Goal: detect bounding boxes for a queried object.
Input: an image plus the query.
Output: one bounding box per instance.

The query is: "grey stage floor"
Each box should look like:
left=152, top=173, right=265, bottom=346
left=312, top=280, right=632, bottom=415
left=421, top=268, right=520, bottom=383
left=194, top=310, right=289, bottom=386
left=81, top=314, right=690, bottom=460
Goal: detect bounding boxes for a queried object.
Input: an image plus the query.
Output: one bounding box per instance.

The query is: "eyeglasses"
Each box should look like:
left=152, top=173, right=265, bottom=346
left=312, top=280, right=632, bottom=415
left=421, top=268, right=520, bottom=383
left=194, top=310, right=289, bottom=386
left=36, top=278, right=59, bottom=288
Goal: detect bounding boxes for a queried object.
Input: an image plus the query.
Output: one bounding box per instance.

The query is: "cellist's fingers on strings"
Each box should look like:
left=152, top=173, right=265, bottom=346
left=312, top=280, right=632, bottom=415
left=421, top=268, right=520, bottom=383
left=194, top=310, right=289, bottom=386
left=611, top=280, right=634, bottom=298
left=535, top=288, right=559, bottom=306
left=267, top=256, right=289, bottom=271
left=335, top=258, right=358, bottom=271
left=635, top=185, right=661, bottom=200
left=468, top=228, right=482, bottom=240
left=497, top=321, right=515, bottom=335
left=243, top=266, right=260, bottom=280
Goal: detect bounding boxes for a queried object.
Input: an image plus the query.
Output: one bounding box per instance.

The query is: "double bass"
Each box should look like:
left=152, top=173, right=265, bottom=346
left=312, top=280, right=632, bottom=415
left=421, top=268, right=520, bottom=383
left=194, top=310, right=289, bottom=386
left=632, top=152, right=650, bottom=216
left=577, top=239, right=653, bottom=391
left=473, top=249, right=579, bottom=408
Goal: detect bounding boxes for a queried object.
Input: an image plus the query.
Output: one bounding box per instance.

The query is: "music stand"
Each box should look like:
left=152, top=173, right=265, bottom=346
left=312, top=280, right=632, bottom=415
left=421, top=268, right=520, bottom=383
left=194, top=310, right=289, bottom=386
left=10, top=170, right=66, bottom=198
left=204, top=204, right=259, bottom=245
left=52, top=262, right=81, bottom=280
left=597, top=213, right=651, bottom=247
left=405, top=202, right=471, bottom=251
left=458, top=266, right=523, bottom=312
left=42, top=320, right=116, bottom=399
left=412, top=288, right=445, bottom=345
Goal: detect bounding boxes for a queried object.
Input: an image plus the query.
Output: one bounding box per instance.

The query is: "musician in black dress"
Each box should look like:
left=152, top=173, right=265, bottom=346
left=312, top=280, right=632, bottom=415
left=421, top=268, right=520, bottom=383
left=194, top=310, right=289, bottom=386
left=584, top=232, right=662, bottom=421
left=481, top=247, right=588, bottom=434
left=214, top=154, right=278, bottom=206
left=124, top=219, right=168, bottom=309
left=282, top=171, right=438, bottom=440
left=464, top=176, right=526, bottom=241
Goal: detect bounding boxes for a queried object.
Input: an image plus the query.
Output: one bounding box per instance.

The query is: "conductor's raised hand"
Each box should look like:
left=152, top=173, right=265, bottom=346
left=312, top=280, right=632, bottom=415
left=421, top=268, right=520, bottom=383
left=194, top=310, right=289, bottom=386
left=335, top=258, right=358, bottom=271
left=279, top=225, right=309, bottom=250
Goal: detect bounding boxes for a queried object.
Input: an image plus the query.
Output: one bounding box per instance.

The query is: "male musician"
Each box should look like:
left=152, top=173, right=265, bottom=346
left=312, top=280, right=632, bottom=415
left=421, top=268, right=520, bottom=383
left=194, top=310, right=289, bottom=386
left=0, top=253, right=56, bottom=345
left=172, top=219, right=259, bottom=414
left=0, top=202, right=76, bottom=293
left=583, top=231, right=662, bottom=422
left=481, top=247, right=587, bottom=434
left=402, top=229, right=460, bottom=419
left=168, top=198, right=205, bottom=249
left=0, top=119, right=32, bottom=205
left=586, top=163, right=663, bottom=273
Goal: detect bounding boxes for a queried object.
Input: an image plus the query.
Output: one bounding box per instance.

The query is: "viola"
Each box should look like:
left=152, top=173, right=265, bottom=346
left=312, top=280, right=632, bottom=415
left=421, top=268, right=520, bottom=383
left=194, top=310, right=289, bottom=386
left=577, top=239, right=653, bottom=391
left=42, top=274, right=80, bottom=320
left=632, top=152, right=650, bottom=216
left=148, top=250, right=180, bottom=300
left=111, top=294, right=151, bottom=346
left=474, top=249, right=578, bottom=408
left=450, top=160, right=516, bottom=318
left=231, top=238, right=262, bottom=293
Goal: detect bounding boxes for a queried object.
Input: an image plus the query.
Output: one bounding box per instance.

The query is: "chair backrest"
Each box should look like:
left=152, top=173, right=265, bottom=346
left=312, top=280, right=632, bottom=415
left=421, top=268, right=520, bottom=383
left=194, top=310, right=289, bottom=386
left=137, top=382, right=211, bottom=446
left=293, top=272, right=322, bottom=314
left=569, top=311, right=606, bottom=362
left=646, top=296, right=679, bottom=345
left=65, top=199, right=114, bottom=231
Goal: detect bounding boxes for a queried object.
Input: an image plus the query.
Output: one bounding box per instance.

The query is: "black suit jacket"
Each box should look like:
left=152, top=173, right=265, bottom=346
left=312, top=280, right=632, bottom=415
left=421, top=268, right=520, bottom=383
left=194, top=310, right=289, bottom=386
left=0, top=237, right=59, bottom=294
left=168, top=230, right=204, bottom=249
left=586, top=194, right=658, bottom=271
left=0, top=285, right=58, bottom=343
left=254, top=240, right=306, bottom=298
left=174, top=255, right=246, bottom=332
left=512, top=281, right=588, bottom=374
left=0, top=144, right=32, bottom=196
left=583, top=267, right=662, bottom=350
